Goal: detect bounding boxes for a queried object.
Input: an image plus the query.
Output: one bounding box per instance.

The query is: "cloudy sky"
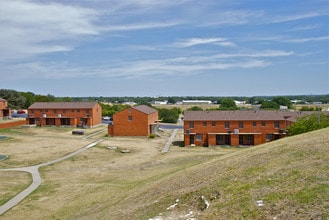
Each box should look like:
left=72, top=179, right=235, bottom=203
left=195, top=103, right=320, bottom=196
left=0, top=0, right=328, bottom=97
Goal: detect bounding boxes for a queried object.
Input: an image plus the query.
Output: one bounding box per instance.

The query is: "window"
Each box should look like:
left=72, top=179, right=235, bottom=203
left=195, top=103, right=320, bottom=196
left=212, top=121, right=216, bottom=127
left=245, top=135, right=253, bottom=140
left=275, top=121, right=280, bottom=128
left=86, top=109, right=89, bottom=114
left=225, top=121, right=230, bottom=128
left=239, top=122, right=244, bottom=128
left=63, top=109, right=66, bottom=114
left=71, top=109, right=74, bottom=112
left=189, top=122, right=194, bottom=128
left=253, top=121, right=257, bottom=127
left=266, top=134, right=273, bottom=141
left=262, top=121, right=266, bottom=127
left=128, top=116, right=133, bottom=121
left=196, top=134, right=203, bottom=141
left=77, top=109, right=80, bottom=113
left=54, top=109, right=57, bottom=114
left=203, top=122, right=207, bottom=127
left=36, top=118, right=40, bottom=123
left=31, top=110, right=34, bottom=114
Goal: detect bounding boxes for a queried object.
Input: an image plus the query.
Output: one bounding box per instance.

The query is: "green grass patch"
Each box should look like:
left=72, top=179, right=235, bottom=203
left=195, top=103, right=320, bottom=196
left=293, top=184, right=328, bottom=205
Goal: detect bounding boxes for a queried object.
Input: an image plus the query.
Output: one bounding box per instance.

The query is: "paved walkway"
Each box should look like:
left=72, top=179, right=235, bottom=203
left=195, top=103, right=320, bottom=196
left=0, top=139, right=103, bottom=216
left=161, top=129, right=178, bottom=153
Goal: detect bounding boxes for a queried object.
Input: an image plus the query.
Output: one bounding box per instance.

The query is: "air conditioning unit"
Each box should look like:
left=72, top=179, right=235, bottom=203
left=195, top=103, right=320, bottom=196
left=58, top=114, right=62, bottom=118
left=234, top=129, right=239, bottom=134
left=42, top=114, right=47, bottom=118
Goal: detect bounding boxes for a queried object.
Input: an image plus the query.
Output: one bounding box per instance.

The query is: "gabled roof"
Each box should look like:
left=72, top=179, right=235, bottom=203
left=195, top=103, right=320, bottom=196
left=184, top=110, right=314, bottom=122
left=0, top=98, right=7, bottom=101
left=28, top=102, right=99, bottom=109
left=132, top=105, right=157, bottom=115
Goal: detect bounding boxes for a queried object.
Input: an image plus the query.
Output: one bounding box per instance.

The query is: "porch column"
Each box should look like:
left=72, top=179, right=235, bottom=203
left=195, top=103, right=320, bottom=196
left=231, top=134, right=239, bottom=146
left=208, top=134, right=216, bottom=146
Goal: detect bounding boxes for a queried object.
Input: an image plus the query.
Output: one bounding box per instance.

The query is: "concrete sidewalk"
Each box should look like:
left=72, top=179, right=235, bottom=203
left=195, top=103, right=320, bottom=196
left=0, top=139, right=103, bottom=216
left=161, top=129, right=178, bottom=153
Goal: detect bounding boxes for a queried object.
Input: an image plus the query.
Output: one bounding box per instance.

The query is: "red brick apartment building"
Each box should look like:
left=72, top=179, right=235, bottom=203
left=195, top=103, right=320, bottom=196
left=108, top=105, right=158, bottom=136
left=184, top=110, right=314, bottom=147
left=27, top=102, right=102, bottom=128
left=0, top=98, right=11, bottom=119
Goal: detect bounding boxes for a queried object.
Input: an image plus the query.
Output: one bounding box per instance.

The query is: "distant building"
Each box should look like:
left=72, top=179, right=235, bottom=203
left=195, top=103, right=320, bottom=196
left=182, top=100, right=212, bottom=105
left=122, top=102, right=137, bottom=106
left=108, top=105, right=158, bottom=136
left=234, top=100, right=246, bottom=105
left=184, top=110, right=316, bottom=147
left=154, top=101, right=168, bottom=105
left=0, top=98, right=11, bottom=119
left=27, top=102, right=102, bottom=128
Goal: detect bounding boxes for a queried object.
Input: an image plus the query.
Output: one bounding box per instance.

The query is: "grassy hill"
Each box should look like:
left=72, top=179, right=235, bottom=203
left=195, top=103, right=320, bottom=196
left=2, top=127, right=328, bottom=219
left=107, top=128, right=329, bottom=219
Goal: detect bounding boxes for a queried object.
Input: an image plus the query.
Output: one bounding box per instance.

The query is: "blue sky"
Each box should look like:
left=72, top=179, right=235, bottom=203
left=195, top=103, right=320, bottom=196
left=0, top=0, right=328, bottom=97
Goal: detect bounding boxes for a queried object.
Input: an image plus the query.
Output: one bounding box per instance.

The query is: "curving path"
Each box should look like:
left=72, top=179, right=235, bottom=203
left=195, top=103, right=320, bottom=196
left=0, top=139, right=103, bottom=216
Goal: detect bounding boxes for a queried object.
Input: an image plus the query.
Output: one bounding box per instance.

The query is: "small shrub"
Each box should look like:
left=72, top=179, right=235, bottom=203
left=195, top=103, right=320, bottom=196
left=149, top=134, right=156, bottom=139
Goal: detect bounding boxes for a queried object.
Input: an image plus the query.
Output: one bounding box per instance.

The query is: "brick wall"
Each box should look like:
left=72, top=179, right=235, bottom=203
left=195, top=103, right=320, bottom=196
left=27, top=103, right=102, bottom=128
left=0, top=120, right=26, bottom=129
left=109, top=107, right=158, bottom=136
left=184, top=119, right=288, bottom=147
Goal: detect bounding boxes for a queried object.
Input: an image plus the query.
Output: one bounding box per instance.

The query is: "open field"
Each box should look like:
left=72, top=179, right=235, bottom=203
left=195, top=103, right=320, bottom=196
left=153, top=103, right=329, bottom=111
left=0, top=125, right=328, bottom=219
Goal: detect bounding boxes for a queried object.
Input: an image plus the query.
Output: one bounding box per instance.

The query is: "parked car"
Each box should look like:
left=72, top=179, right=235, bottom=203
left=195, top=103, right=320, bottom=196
left=17, top=110, right=26, bottom=114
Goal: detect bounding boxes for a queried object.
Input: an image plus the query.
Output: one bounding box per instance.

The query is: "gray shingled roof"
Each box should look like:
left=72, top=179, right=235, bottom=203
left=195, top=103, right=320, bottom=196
left=184, top=110, right=315, bottom=122
left=133, top=105, right=157, bottom=114
left=28, top=102, right=99, bottom=109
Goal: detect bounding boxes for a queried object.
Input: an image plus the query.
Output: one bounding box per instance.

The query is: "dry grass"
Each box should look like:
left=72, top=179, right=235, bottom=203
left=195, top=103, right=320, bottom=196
left=0, top=126, right=106, bottom=168
left=0, top=171, right=31, bottom=206
left=0, top=125, right=328, bottom=219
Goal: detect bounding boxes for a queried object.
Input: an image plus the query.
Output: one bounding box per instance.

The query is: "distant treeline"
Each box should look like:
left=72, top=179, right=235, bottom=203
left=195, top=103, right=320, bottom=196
left=70, top=95, right=329, bottom=106
left=1, top=89, right=328, bottom=110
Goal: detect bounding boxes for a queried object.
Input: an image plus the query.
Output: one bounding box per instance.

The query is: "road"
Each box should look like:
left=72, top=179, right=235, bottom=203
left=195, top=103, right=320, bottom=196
left=0, top=139, right=103, bottom=216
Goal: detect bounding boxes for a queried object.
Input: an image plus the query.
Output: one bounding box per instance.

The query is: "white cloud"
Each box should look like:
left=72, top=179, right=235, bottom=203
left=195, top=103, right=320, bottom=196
left=290, top=24, right=320, bottom=31
left=284, top=36, right=329, bottom=43
left=0, top=0, right=99, bottom=60
left=2, top=49, right=293, bottom=81
left=100, top=21, right=182, bottom=32
left=175, top=37, right=236, bottom=48
left=256, top=35, right=329, bottom=44
left=270, top=10, right=329, bottom=23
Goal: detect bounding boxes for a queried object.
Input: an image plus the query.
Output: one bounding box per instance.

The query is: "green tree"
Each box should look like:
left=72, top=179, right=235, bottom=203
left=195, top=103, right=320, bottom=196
left=219, top=98, right=237, bottom=110
left=288, top=113, right=329, bottom=136
left=0, top=89, right=26, bottom=109
left=187, top=106, right=203, bottom=111
left=100, top=103, right=130, bottom=116
left=261, top=101, right=280, bottom=109
left=272, top=96, right=292, bottom=108
left=158, top=107, right=180, bottom=123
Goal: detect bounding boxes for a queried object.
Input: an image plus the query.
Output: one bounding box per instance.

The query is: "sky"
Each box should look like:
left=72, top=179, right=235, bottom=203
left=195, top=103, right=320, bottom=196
left=0, top=0, right=328, bottom=97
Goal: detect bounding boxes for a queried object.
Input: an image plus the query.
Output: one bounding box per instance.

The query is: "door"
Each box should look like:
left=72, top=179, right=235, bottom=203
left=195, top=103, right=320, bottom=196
left=190, top=135, right=195, bottom=145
